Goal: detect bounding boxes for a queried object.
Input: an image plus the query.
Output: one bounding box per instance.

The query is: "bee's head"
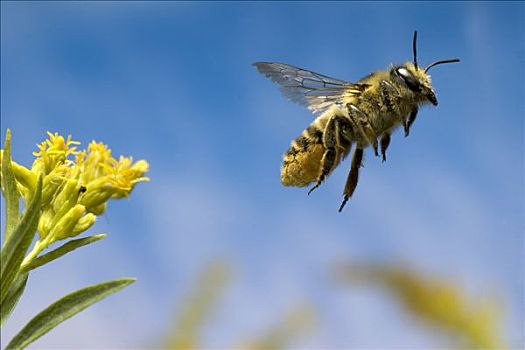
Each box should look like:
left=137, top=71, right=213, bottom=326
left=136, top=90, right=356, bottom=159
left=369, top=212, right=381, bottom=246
left=392, top=31, right=460, bottom=106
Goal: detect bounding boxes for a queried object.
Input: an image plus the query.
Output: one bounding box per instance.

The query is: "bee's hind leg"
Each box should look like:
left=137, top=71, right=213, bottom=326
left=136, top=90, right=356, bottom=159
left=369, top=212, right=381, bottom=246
left=380, top=133, right=391, bottom=163
left=308, top=116, right=345, bottom=195
left=339, top=147, right=364, bottom=212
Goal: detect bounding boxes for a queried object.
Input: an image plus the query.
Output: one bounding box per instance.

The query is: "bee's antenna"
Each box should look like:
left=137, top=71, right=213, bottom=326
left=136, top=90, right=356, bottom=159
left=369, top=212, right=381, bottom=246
left=413, top=30, right=418, bottom=70
left=424, top=58, right=461, bottom=73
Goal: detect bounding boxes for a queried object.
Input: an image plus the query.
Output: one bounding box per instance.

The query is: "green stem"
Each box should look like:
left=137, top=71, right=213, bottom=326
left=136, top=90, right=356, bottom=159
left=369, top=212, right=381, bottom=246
left=20, top=239, right=46, bottom=271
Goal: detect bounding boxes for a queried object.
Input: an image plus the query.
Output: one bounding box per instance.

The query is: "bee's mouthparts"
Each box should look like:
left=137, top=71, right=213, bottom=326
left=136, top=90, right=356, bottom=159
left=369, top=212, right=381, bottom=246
left=427, top=91, right=438, bottom=106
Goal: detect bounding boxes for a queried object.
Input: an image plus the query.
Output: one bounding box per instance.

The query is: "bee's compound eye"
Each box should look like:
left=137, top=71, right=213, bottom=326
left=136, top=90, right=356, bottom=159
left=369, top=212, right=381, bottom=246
left=396, top=67, right=410, bottom=78
left=396, top=67, right=421, bottom=92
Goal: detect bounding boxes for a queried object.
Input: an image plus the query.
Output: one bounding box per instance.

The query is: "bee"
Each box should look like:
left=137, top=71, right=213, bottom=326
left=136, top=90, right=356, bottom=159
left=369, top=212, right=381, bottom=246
left=254, top=31, right=459, bottom=212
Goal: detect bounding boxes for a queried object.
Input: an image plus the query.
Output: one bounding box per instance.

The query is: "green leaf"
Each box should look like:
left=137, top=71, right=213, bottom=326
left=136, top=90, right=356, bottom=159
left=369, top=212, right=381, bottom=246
left=0, top=272, right=28, bottom=326
left=21, top=234, right=106, bottom=272
left=0, top=176, right=42, bottom=305
left=1, top=129, right=21, bottom=243
left=5, top=278, right=136, bottom=350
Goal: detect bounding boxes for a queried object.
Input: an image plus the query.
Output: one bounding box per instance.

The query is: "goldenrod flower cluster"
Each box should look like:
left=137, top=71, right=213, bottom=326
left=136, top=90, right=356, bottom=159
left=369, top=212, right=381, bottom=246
left=0, top=131, right=149, bottom=256
left=337, top=264, right=504, bottom=348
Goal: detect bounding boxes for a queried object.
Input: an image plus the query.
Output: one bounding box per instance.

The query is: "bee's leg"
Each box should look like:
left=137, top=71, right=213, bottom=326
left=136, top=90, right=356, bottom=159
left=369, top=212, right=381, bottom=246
left=336, top=120, right=353, bottom=161
left=308, top=116, right=342, bottom=195
left=380, top=133, right=391, bottom=163
left=347, top=104, right=378, bottom=157
left=404, top=107, right=419, bottom=137
left=339, top=147, right=364, bottom=212
left=380, top=80, right=402, bottom=115
left=381, top=80, right=415, bottom=138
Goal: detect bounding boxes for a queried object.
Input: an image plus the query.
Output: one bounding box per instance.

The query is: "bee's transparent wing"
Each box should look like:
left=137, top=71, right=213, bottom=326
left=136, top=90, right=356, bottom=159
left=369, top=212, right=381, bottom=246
left=254, top=62, right=366, bottom=116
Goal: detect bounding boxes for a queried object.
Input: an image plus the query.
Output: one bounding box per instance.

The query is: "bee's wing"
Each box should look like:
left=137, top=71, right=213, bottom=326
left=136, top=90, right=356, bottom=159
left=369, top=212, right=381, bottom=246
left=254, top=62, right=367, bottom=116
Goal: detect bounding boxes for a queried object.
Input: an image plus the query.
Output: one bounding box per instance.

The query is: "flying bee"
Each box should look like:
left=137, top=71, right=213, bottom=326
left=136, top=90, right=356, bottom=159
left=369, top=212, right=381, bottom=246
left=254, top=31, right=460, bottom=212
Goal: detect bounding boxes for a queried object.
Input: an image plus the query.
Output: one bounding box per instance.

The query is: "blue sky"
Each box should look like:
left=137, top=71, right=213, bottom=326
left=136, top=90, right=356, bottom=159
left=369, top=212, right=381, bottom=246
left=1, top=1, right=524, bottom=348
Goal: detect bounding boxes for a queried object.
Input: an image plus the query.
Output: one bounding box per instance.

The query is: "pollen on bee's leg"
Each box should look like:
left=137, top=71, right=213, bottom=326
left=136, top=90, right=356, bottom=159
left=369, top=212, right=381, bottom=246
left=280, top=156, right=299, bottom=186
left=280, top=142, right=325, bottom=188
left=280, top=116, right=332, bottom=188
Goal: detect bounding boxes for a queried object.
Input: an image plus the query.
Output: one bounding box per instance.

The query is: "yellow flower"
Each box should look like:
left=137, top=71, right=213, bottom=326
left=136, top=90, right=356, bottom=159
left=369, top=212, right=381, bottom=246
left=337, top=263, right=505, bottom=348
left=239, top=308, right=315, bottom=350
left=1, top=131, right=149, bottom=256
left=31, top=132, right=79, bottom=176
left=41, top=164, right=69, bottom=207
left=48, top=204, right=87, bottom=241
left=166, top=263, right=230, bottom=350
left=74, top=144, right=149, bottom=214
left=76, top=141, right=114, bottom=185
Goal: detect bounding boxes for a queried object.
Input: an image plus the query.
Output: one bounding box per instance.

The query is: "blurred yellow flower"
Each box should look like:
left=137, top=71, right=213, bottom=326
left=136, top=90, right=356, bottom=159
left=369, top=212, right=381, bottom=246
left=166, top=262, right=231, bottom=350
left=336, top=263, right=505, bottom=349
left=164, top=262, right=314, bottom=350
left=238, top=307, right=315, bottom=350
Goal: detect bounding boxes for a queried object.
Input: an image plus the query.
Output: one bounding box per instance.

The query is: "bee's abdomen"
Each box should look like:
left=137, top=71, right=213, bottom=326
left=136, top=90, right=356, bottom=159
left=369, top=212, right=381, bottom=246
left=281, top=123, right=326, bottom=187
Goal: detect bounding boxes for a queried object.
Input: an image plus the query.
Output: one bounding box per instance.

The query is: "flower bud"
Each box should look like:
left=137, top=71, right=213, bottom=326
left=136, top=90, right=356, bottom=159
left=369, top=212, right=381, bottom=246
left=42, top=166, right=68, bottom=207
left=11, top=160, right=37, bottom=193
left=53, top=178, right=80, bottom=214
left=89, top=203, right=107, bottom=216
left=37, top=208, right=56, bottom=240
left=72, top=213, right=97, bottom=235
left=78, top=177, right=115, bottom=213
left=49, top=204, right=86, bottom=241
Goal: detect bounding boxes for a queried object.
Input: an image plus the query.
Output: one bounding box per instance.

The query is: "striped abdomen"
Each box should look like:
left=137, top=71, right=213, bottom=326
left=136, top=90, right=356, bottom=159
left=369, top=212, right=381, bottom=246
left=281, top=114, right=348, bottom=187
